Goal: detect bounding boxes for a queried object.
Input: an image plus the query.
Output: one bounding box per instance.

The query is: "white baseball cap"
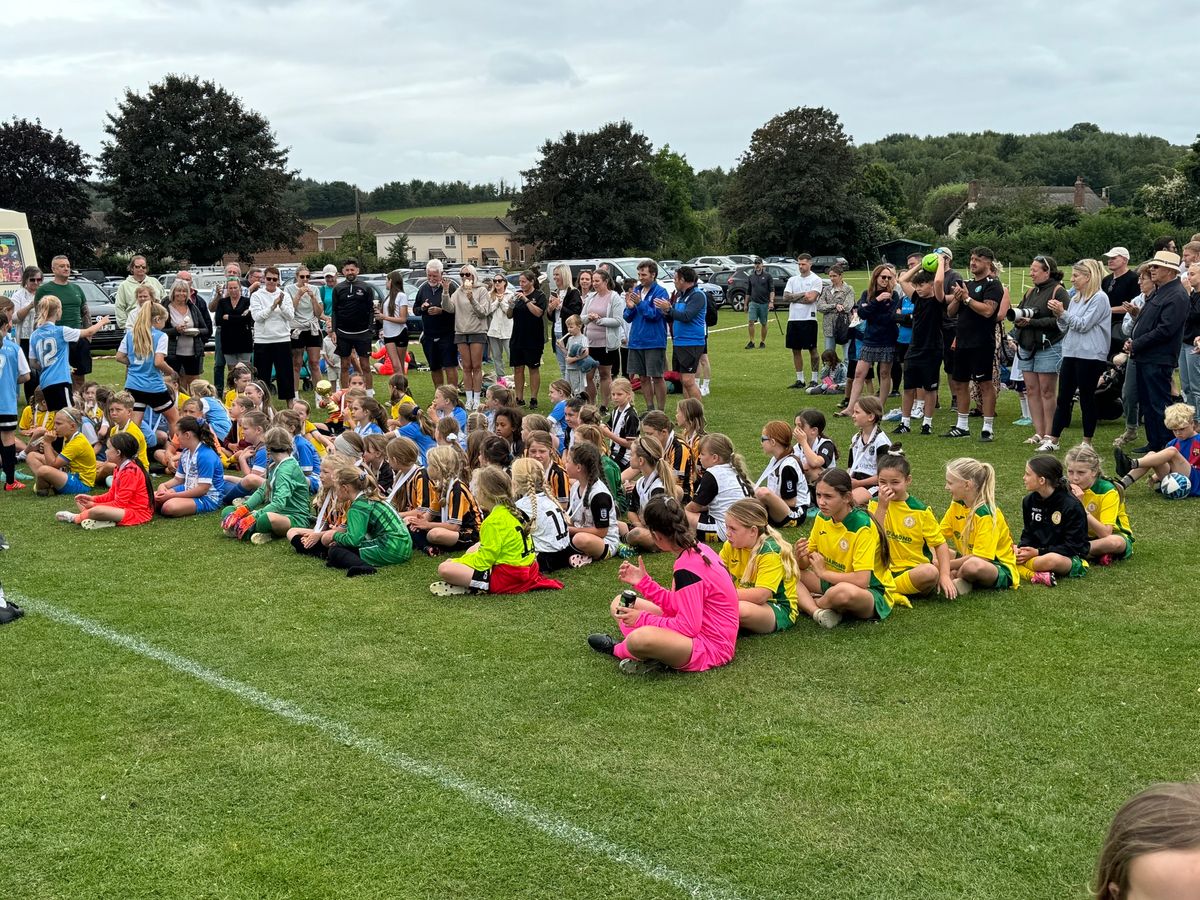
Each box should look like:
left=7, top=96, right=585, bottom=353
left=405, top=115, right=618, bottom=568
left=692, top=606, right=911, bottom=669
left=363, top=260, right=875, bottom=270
left=321, top=264, right=338, bottom=277
left=1103, top=247, right=1130, bottom=260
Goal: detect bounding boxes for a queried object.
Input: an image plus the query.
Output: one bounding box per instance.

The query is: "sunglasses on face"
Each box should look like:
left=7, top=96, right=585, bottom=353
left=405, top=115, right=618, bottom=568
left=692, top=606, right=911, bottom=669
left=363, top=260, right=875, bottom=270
left=265, top=276, right=279, bottom=282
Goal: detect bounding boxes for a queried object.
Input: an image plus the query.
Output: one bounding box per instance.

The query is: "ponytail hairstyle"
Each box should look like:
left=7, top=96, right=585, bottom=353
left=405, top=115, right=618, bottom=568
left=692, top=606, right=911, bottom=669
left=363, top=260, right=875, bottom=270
left=631, top=434, right=681, bottom=501
left=641, top=496, right=703, bottom=559
left=573, top=423, right=606, bottom=454
left=239, top=410, right=271, bottom=438
left=189, top=378, right=216, bottom=399
left=275, top=408, right=304, bottom=436
left=108, top=430, right=154, bottom=514
left=388, top=372, right=410, bottom=403
left=577, top=404, right=602, bottom=427
left=817, top=468, right=890, bottom=567
left=798, top=407, right=837, bottom=461
left=521, top=264, right=541, bottom=290
left=264, top=426, right=295, bottom=455
left=386, top=269, right=405, bottom=316
left=524, top=430, right=562, bottom=464
left=640, top=409, right=672, bottom=436
left=176, top=415, right=218, bottom=455
left=699, top=433, right=752, bottom=493
left=494, top=406, right=523, bottom=439
left=853, top=394, right=884, bottom=429
left=945, top=457, right=997, bottom=546
left=435, top=416, right=461, bottom=448
left=465, top=429, right=490, bottom=474
left=466, top=411, right=488, bottom=433
left=488, top=385, right=513, bottom=408
left=521, top=412, right=552, bottom=436
left=332, top=463, right=383, bottom=501
left=676, top=397, right=707, bottom=442
left=472, top=464, right=528, bottom=536
left=359, top=397, right=389, bottom=431
left=478, top=433, right=511, bottom=468
left=397, top=402, right=436, bottom=438
left=426, top=444, right=466, bottom=498
left=435, top=384, right=463, bottom=410
left=877, top=448, right=910, bottom=477
left=568, top=441, right=603, bottom=496
left=761, top=420, right=792, bottom=451
left=1027, top=453, right=1069, bottom=493
left=36, top=296, right=62, bottom=327
left=226, top=362, right=252, bottom=392
left=548, top=378, right=572, bottom=399
left=385, top=435, right=419, bottom=471
left=332, top=429, right=365, bottom=463
left=725, top=498, right=798, bottom=586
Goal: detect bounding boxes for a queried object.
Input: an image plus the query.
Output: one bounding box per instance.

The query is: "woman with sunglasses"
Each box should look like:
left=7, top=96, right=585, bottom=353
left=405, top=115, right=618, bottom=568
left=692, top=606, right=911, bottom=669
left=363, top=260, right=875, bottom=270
left=288, top=267, right=327, bottom=397
left=1014, top=255, right=1069, bottom=447
left=487, top=274, right=512, bottom=382
left=249, top=266, right=296, bottom=402
left=10, top=266, right=42, bottom=402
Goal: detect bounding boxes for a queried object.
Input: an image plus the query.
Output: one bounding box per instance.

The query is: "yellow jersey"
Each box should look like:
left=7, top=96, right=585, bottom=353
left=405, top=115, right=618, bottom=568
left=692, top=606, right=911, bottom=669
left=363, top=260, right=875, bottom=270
left=390, top=394, right=417, bottom=420
left=19, top=407, right=53, bottom=432
left=720, top=537, right=798, bottom=623
left=868, top=494, right=945, bottom=573
left=117, top=419, right=149, bottom=469
left=224, top=388, right=237, bottom=410
left=1081, top=478, right=1132, bottom=539
left=939, top=500, right=1018, bottom=587
left=809, top=508, right=900, bottom=617
left=303, top=421, right=327, bottom=457
left=61, top=432, right=97, bottom=487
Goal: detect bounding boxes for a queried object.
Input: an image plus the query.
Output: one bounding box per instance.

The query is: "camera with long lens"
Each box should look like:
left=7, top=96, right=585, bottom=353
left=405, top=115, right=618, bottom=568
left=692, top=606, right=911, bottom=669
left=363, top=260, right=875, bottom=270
left=1006, top=307, right=1037, bottom=323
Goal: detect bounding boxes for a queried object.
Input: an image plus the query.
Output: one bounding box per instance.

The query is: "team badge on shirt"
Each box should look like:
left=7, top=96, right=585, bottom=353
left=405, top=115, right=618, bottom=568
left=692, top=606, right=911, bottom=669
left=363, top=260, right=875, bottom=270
left=839, top=539, right=849, bottom=552
left=1051, top=511, right=1062, bottom=525
left=904, top=515, right=915, bottom=528
left=1087, top=502, right=1097, bottom=513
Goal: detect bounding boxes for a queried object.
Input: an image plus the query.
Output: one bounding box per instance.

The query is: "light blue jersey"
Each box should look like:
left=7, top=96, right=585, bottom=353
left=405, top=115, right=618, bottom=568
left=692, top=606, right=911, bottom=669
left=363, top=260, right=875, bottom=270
left=179, top=444, right=225, bottom=505
left=201, top=397, right=231, bottom=441
left=122, top=329, right=168, bottom=393
left=29, top=323, right=79, bottom=387
left=0, top=337, right=31, bottom=418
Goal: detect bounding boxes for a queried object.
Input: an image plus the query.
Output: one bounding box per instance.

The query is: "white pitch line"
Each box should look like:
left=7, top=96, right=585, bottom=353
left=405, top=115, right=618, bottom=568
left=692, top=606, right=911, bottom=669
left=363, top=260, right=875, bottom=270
left=19, top=596, right=747, bottom=900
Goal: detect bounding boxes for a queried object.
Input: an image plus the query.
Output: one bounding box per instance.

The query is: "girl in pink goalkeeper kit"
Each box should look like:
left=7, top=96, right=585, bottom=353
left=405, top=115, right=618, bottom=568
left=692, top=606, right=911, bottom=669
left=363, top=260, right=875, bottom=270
left=587, top=496, right=739, bottom=675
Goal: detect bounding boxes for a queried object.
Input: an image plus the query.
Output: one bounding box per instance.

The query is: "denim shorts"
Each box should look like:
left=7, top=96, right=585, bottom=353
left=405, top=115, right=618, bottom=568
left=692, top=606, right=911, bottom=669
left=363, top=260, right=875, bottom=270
left=1018, top=342, right=1062, bottom=374
left=748, top=301, right=770, bottom=325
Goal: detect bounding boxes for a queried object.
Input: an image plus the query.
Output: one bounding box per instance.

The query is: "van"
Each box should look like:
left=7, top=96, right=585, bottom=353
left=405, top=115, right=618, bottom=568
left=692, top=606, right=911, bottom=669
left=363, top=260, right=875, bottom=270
left=0, top=209, right=39, bottom=298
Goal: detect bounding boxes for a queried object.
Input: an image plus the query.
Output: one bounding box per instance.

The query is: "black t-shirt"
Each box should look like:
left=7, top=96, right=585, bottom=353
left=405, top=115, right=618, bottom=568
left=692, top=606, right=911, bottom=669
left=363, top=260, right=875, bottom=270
left=955, top=277, right=1004, bottom=349
left=511, top=289, right=548, bottom=349
left=908, top=292, right=945, bottom=355
left=692, top=471, right=718, bottom=507
left=332, top=280, right=377, bottom=335
left=747, top=271, right=772, bottom=303
left=1103, top=270, right=1140, bottom=329
left=415, top=282, right=454, bottom=339
left=940, top=268, right=965, bottom=334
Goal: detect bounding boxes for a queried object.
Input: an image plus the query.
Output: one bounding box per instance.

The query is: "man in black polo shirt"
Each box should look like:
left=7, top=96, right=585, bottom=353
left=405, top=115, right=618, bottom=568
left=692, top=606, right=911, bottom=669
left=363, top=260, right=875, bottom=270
left=1102, top=246, right=1140, bottom=359
left=745, top=258, right=773, bottom=349
left=415, top=259, right=458, bottom=389
left=944, top=246, right=1003, bottom=441
left=329, top=257, right=377, bottom=392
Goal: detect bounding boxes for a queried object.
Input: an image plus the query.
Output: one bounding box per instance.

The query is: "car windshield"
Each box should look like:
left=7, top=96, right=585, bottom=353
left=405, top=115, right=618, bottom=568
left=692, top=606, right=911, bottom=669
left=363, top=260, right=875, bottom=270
left=74, top=279, right=110, bottom=305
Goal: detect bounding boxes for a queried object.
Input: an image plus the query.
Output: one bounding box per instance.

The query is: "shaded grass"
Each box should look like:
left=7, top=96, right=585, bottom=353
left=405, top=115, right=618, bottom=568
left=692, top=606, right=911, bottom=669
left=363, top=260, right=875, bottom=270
left=2, top=330, right=1199, bottom=899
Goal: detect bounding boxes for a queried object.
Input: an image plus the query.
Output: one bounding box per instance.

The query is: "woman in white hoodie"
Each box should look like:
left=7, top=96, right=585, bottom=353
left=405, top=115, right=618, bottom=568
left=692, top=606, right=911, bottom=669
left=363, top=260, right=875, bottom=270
left=250, top=266, right=296, bottom=401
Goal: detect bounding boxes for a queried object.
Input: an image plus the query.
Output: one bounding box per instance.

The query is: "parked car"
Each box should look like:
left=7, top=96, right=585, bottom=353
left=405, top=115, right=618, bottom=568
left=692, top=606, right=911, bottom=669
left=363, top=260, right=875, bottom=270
left=686, top=255, right=741, bottom=272
left=727, top=255, right=757, bottom=266
left=72, top=277, right=123, bottom=351
left=657, top=259, right=683, bottom=277
left=810, top=255, right=849, bottom=273
left=764, top=256, right=796, bottom=265
left=717, top=262, right=800, bottom=311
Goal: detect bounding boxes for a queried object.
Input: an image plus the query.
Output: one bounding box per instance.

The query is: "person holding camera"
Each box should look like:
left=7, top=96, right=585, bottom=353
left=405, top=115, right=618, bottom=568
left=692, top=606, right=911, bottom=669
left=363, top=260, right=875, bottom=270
left=1013, top=255, right=1070, bottom=447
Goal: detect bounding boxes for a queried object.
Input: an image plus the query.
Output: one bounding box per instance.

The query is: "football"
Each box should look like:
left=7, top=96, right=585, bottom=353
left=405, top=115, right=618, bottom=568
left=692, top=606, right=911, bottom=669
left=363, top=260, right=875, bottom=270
left=1159, top=471, right=1191, bottom=499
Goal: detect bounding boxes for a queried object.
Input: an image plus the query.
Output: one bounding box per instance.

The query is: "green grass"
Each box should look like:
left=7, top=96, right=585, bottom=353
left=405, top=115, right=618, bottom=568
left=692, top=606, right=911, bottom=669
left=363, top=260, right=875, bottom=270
left=310, top=200, right=512, bottom=229
left=3, top=332, right=1198, bottom=899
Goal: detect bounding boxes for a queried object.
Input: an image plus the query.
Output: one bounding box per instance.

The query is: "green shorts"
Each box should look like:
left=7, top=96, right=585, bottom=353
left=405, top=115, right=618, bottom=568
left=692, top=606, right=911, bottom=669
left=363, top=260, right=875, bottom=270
left=1068, top=556, right=1088, bottom=578
left=1120, top=533, right=1133, bottom=560
left=994, top=565, right=1015, bottom=590
left=822, top=579, right=890, bottom=620
left=768, top=600, right=797, bottom=632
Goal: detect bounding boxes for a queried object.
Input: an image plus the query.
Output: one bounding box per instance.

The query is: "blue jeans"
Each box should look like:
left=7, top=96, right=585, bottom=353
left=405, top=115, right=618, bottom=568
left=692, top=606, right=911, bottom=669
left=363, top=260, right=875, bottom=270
left=1179, top=345, right=1200, bottom=411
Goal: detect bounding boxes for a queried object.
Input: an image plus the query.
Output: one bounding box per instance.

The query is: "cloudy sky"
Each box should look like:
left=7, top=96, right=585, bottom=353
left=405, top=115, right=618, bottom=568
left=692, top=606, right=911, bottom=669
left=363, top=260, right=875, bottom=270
left=13, top=0, right=1194, bottom=190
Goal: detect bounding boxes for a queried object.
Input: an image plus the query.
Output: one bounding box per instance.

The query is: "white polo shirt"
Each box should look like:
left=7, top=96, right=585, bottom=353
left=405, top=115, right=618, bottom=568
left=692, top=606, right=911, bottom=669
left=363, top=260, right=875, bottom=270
left=784, top=273, right=823, bottom=322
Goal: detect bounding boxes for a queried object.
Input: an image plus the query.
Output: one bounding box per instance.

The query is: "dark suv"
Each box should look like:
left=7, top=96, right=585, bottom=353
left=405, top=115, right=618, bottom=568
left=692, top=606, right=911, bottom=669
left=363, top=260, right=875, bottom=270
left=718, top=263, right=798, bottom=311
left=810, top=255, right=849, bottom=273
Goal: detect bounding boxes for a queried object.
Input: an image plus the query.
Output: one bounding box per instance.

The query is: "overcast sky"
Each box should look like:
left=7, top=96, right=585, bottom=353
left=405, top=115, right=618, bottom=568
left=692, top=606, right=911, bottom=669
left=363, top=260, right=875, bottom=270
left=13, top=0, right=1194, bottom=190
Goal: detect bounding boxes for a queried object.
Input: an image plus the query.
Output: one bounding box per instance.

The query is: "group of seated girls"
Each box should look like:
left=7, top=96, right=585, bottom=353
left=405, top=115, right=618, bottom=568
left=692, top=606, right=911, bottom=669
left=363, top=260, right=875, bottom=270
left=17, top=349, right=1138, bottom=675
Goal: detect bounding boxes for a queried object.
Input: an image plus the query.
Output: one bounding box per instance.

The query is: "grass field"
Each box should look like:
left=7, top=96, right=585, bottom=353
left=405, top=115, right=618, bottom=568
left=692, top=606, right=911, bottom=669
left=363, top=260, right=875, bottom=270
left=3, top=323, right=1198, bottom=900
left=310, top=200, right=512, bottom=228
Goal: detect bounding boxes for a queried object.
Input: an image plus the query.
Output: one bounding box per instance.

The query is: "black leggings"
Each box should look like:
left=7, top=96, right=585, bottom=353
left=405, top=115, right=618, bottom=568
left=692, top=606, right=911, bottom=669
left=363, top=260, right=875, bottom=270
left=290, top=535, right=371, bottom=572
left=254, top=341, right=295, bottom=401
left=1052, top=356, right=1107, bottom=439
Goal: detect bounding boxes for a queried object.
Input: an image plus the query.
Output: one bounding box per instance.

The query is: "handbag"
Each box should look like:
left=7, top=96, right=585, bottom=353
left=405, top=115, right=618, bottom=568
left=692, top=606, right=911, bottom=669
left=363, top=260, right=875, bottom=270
left=832, top=309, right=851, bottom=345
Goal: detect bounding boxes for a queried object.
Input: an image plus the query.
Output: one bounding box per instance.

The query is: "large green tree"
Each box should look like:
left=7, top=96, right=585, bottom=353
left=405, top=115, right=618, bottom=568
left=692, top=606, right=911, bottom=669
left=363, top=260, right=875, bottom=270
left=0, top=117, right=95, bottom=262
left=651, top=146, right=705, bottom=257
left=721, top=106, right=877, bottom=256
left=99, top=75, right=306, bottom=264
left=509, top=121, right=665, bottom=257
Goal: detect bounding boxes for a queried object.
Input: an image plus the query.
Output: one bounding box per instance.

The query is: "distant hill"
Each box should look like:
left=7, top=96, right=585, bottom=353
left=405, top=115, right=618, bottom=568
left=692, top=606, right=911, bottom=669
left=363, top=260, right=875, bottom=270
left=310, top=200, right=512, bottom=228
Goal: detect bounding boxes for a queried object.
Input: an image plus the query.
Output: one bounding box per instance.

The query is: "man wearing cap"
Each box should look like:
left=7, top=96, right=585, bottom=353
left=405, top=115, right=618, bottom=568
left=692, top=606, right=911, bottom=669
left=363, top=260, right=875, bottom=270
left=745, top=258, right=773, bottom=350
left=1103, top=248, right=1139, bottom=360
left=319, top=264, right=338, bottom=317
left=1129, top=251, right=1188, bottom=451
left=943, top=247, right=1002, bottom=440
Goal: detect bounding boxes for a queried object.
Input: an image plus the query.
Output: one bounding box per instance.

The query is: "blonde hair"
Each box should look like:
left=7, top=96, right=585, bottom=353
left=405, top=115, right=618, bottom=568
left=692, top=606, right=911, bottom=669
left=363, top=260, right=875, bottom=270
left=133, top=302, right=166, bottom=360
left=36, top=296, right=62, bottom=327
left=1071, top=259, right=1106, bottom=302
left=466, top=412, right=488, bottom=433
left=426, top=444, right=465, bottom=497
left=699, top=433, right=752, bottom=492
left=725, top=498, right=799, bottom=586
left=386, top=435, right=419, bottom=469
left=522, top=413, right=552, bottom=435
left=552, top=263, right=574, bottom=292
left=630, top=434, right=681, bottom=501
left=945, top=457, right=997, bottom=546
left=1164, top=402, right=1196, bottom=430
left=332, top=463, right=382, bottom=500
left=510, top=456, right=559, bottom=538
left=676, top=397, right=706, bottom=442
left=264, top=426, right=293, bottom=454
left=472, top=465, right=526, bottom=537
left=189, top=379, right=216, bottom=398
left=610, top=377, right=633, bottom=398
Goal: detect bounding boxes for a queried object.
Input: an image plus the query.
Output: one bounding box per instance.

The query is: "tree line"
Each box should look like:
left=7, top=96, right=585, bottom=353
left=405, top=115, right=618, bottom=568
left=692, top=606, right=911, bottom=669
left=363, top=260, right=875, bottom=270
left=2, top=74, right=1198, bottom=274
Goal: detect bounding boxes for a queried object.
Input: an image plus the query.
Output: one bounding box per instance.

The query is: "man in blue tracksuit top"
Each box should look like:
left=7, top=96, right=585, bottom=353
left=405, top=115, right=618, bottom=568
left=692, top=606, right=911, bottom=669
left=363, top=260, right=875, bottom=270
left=658, top=265, right=707, bottom=401
left=623, top=259, right=670, bottom=411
